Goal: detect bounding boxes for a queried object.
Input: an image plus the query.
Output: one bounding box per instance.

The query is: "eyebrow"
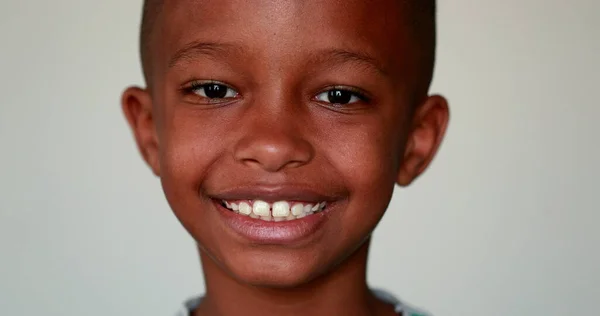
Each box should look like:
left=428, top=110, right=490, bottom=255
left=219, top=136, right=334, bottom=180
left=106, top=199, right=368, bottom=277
left=168, top=41, right=243, bottom=68
left=168, top=41, right=389, bottom=77
left=312, top=49, right=389, bottom=77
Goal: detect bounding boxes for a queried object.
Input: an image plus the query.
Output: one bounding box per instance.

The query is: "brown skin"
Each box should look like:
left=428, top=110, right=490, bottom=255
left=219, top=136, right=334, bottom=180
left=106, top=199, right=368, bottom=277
left=122, top=1, right=449, bottom=315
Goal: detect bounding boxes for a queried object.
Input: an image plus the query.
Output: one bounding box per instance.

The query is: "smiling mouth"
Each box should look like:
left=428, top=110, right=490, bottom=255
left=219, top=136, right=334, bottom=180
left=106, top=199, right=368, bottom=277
left=219, top=199, right=328, bottom=222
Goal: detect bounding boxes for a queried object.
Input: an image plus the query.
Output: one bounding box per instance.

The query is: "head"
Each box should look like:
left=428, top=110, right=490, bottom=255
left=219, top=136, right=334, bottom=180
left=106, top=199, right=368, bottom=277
left=122, top=0, right=448, bottom=288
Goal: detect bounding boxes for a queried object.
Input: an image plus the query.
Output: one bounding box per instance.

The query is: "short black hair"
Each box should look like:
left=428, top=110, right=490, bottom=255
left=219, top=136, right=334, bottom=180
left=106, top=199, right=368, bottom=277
left=139, top=0, right=163, bottom=86
left=139, top=0, right=437, bottom=94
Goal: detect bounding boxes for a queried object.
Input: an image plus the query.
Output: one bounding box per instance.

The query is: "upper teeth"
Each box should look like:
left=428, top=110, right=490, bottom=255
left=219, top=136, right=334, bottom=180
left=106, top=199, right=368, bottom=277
left=222, top=200, right=327, bottom=221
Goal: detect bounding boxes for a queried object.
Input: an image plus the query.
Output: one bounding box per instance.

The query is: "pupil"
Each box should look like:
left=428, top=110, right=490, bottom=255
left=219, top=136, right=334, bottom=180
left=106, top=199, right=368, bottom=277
left=328, top=90, right=351, bottom=104
left=204, top=84, right=228, bottom=98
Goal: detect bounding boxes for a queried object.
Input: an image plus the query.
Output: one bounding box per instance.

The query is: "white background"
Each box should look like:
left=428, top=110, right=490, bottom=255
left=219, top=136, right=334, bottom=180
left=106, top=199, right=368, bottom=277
left=0, top=1, right=598, bottom=315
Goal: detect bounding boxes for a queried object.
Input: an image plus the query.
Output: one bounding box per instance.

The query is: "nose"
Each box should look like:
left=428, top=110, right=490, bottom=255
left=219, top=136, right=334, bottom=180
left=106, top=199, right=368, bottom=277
left=233, top=109, right=314, bottom=173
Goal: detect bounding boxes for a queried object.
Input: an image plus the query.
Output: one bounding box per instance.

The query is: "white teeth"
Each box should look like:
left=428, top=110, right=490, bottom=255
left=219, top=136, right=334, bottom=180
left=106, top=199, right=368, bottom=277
left=303, top=204, right=313, bottom=213
left=291, top=204, right=305, bottom=216
left=239, top=202, right=252, bottom=215
left=221, top=199, right=329, bottom=222
left=252, top=200, right=270, bottom=216
left=272, top=201, right=290, bottom=217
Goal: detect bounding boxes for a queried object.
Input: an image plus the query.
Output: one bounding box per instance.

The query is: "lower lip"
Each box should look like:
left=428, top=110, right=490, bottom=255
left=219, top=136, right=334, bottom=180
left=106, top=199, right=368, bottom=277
left=212, top=200, right=332, bottom=245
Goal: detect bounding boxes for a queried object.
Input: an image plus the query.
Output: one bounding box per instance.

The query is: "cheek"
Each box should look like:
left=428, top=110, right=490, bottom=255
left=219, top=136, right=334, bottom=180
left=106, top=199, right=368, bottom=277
left=321, top=118, right=404, bottom=239
left=156, top=106, right=227, bottom=226
left=325, top=120, right=402, bottom=193
left=162, top=118, right=214, bottom=183
left=154, top=81, right=231, bottom=188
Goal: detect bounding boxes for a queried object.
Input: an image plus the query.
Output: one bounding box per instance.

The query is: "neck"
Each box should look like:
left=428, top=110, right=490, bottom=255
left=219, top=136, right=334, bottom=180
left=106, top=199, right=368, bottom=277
left=193, top=240, right=392, bottom=316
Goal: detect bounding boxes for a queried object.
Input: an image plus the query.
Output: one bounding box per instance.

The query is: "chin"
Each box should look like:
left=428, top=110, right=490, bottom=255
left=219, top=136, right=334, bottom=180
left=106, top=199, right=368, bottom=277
left=224, top=250, right=326, bottom=288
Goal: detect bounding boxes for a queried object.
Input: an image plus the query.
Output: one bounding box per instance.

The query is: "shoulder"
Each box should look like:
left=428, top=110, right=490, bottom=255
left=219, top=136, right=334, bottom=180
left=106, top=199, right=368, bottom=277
left=371, top=288, right=432, bottom=316
left=175, top=296, right=202, bottom=316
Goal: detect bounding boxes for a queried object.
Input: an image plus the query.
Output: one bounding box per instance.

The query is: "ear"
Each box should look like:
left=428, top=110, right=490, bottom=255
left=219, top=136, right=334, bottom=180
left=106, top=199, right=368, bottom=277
left=396, top=95, right=449, bottom=186
left=121, top=86, right=161, bottom=176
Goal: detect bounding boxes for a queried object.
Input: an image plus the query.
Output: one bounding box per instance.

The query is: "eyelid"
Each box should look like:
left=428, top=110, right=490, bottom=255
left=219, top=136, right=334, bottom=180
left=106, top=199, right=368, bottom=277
left=314, top=85, right=371, bottom=102
left=179, top=79, right=241, bottom=107
left=182, top=79, right=237, bottom=92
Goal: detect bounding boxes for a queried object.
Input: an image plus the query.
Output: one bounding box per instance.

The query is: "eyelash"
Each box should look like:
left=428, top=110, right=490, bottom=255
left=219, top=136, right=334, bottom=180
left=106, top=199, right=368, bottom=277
left=180, top=81, right=371, bottom=107
left=181, top=80, right=239, bottom=101
left=314, top=86, right=371, bottom=106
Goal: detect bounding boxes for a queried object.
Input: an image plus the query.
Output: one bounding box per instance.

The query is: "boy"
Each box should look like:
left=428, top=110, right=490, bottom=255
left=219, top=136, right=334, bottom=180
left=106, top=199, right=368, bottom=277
left=121, top=0, right=449, bottom=315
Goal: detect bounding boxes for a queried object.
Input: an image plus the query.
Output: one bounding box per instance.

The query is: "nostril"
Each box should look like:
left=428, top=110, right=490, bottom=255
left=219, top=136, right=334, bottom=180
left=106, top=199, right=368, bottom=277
left=233, top=133, right=314, bottom=172
left=285, top=160, right=307, bottom=169
left=240, top=157, right=304, bottom=172
left=241, top=158, right=261, bottom=166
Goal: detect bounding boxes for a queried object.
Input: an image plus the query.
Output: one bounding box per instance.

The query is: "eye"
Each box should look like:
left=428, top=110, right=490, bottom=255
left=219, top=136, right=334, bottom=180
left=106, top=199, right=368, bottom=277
left=315, top=88, right=366, bottom=105
left=187, top=81, right=238, bottom=100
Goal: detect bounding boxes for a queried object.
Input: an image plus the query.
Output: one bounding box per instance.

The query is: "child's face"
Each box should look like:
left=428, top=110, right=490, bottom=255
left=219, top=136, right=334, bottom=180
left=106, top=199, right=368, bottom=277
left=123, top=0, right=448, bottom=287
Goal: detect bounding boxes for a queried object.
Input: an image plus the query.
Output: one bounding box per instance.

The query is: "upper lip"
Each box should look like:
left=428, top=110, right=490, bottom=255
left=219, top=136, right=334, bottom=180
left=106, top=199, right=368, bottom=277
left=208, top=184, right=338, bottom=203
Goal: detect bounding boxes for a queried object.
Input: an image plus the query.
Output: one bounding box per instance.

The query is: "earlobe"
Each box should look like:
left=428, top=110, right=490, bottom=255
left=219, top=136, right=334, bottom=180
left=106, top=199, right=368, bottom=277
left=397, top=95, right=449, bottom=186
left=121, top=86, right=161, bottom=176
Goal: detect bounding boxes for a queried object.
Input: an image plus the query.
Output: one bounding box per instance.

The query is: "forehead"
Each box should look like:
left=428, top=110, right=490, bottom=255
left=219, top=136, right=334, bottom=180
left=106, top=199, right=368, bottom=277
left=152, top=0, right=416, bottom=81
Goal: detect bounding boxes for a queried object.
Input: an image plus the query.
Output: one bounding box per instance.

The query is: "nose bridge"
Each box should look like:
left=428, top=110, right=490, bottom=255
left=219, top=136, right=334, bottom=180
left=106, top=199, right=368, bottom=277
left=232, top=95, right=314, bottom=172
